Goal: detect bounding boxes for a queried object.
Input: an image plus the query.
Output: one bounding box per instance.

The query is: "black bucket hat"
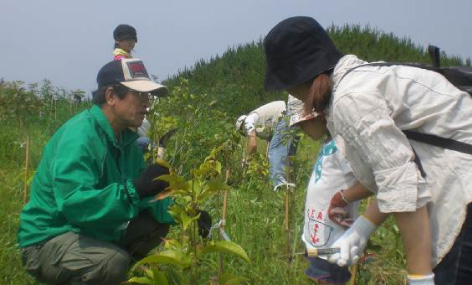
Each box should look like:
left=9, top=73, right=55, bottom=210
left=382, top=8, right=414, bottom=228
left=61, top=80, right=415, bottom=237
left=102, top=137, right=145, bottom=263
left=113, top=24, right=138, bottom=42
left=264, top=16, right=343, bottom=91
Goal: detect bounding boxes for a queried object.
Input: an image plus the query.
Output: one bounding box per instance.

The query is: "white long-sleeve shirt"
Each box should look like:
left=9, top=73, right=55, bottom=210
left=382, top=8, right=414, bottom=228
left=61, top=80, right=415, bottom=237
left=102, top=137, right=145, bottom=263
left=326, top=55, right=472, bottom=265
left=302, top=139, right=359, bottom=260
left=243, top=101, right=286, bottom=140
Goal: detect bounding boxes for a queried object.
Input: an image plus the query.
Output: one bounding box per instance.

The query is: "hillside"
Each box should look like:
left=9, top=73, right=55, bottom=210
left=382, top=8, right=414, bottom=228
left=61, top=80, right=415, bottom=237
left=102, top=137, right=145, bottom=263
left=164, top=24, right=469, bottom=117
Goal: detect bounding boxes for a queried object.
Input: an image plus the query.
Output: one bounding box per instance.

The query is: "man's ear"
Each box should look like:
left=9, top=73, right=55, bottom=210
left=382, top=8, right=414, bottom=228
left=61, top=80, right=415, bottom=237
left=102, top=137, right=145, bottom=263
left=104, top=87, right=116, bottom=106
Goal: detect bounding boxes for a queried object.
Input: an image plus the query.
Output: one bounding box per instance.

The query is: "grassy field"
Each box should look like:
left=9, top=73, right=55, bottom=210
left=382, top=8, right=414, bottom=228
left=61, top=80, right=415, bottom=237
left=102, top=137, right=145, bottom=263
left=0, top=126, right=48, bottom=284
left=0, top=119, right=408, bottom=284
left=2, top=24, right=448, bottom=283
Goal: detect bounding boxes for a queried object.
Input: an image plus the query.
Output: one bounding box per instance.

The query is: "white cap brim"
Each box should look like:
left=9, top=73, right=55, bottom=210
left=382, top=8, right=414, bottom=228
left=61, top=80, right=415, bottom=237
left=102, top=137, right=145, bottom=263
left=121, top=80, right=169, bottom=97
left=289, top=112, right=318, bottom=126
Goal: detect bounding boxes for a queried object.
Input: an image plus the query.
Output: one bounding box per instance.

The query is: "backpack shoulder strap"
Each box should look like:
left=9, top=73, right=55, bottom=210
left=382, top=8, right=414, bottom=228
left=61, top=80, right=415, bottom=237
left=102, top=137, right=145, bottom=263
left=339, top=62, right=472, bottom=155
left=403, top=130, right=472, bottom=155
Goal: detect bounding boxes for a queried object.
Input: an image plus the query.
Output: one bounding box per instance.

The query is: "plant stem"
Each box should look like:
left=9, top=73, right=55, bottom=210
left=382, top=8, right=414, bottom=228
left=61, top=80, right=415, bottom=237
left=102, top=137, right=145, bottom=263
left=24, top=135, right=30, bottom=204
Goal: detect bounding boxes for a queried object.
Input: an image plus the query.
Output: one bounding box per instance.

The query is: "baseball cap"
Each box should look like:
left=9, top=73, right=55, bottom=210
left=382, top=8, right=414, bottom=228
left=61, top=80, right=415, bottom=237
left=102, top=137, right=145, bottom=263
left=264, top=16, right=343, bottom=91
left=235, top=115, right=247, bottom=130
left=287, top=94, right=318, bottom=126
left=96, top=59, right=168, bottom=97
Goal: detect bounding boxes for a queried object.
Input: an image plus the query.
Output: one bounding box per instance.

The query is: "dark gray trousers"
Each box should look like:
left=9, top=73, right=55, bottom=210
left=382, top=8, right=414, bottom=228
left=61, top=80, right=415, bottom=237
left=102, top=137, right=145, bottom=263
left=21, top=211, right=170, bottom=285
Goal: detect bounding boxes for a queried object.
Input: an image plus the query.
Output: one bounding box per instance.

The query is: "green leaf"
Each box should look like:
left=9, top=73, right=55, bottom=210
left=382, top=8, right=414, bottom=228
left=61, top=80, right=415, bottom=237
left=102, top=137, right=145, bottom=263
left=132, top=250, right=193, bottom=270
left=206, top=179, right=228, bottom=192
left=157, top=174, right=184, bottom=185
left=198, top=180, right=229, bottom=202
left=180, top=211, right=194, bottom=231
left=154, top=158, right=171, bottom=169
left=125, top=277, right=153, bottom=284
left=218, top=273, right=250, bottom=285
left=214, top=160, right=222, bottom=174
left=200, top=241, right=250, bottom=263
left=169, top=181, right=190, bottom=192
left=167, top=206, right=183, bottom=223
left=151, top=268, right=168, bottom=285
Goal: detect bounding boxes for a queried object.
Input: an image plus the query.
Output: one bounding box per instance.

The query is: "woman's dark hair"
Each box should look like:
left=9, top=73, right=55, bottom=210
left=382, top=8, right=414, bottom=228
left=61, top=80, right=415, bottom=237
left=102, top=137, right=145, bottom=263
left=304, top=73, right=333, bottom=115
left=113, top=24, right=137, bottom=50
left=92, top=84, right=129, bottom=105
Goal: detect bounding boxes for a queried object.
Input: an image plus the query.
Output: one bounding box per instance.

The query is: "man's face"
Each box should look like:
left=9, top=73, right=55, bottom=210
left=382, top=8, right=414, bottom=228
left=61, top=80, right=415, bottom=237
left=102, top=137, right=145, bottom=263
left=112, top=88, right=151, bottom=129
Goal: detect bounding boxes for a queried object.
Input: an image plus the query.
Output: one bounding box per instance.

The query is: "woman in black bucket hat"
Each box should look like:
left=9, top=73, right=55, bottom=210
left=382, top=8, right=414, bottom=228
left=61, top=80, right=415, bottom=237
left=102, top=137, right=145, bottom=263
left=264, top=16, right=472, bottom=285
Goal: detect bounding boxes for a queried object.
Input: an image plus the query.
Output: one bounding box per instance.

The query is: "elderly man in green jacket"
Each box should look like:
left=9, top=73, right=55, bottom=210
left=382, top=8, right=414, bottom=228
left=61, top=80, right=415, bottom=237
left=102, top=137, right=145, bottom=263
left=17, top=59, right=205, bottom=284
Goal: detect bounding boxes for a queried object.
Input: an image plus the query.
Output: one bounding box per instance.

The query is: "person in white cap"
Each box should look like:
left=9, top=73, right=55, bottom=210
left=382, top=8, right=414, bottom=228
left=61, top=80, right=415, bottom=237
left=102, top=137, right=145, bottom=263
left=18, top=59, right=211, bottom=284
left=290, top=96, right=373, bottom=284
left=236, top=100, right=298, bottom=190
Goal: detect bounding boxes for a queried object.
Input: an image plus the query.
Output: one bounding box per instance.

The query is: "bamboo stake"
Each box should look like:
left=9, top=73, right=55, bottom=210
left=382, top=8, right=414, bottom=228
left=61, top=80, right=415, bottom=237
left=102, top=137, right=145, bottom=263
left=241, top=137, right=248, bottom=179
left=284, top=156, right=293, bottom=262
left=349, top=196, right=374, bottom=285
left=284, top=187, right=290, bottom=259
left=24, top=135, right=30, bottom=204
left=209, top=276, right=219, bottom=285
left=219, top=169, right=231, bottom=275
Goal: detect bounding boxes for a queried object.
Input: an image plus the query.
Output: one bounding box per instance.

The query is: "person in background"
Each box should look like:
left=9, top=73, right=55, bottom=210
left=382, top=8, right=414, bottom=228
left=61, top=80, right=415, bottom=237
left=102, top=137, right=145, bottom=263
left=113, top=24, right=137, bottom=60
left=112, top=24, right=176, bottom=157
left=18, top=58, right=210, bottom=284
left=236, top=100, right=298, bottom=190
left=264, top=16, right=472, bottom=284
left=290, top=97, right=373, bottom=284
left=136, top=116, right=178, bottom=159
left=136, top=115, right=152, bottom=153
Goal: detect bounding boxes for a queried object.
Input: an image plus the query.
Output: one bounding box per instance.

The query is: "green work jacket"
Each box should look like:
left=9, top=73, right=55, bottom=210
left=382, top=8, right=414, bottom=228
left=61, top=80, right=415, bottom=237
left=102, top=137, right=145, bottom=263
left=18, top=105, right=173, bottom=248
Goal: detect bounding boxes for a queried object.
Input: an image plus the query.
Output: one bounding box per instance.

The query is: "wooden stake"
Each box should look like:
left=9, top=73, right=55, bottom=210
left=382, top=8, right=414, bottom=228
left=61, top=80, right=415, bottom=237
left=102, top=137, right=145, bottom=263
left=349, top=197, right=374, bottom=285
left=284, top=187, right=290, bottom=260
left=284, top=156, right=293, bottom=261
left=24, top=135, right=30, bottom=204
left=219, top=169, right=231, bottom=275
left=209, top=276, right=219, bottom=285
left=221, top=169, right=230, bottom=223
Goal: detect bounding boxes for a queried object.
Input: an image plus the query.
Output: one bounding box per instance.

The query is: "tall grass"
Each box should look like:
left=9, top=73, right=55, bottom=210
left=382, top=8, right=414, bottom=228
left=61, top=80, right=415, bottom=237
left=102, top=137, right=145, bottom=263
left=0, top=125, right=49, bottom=284
left=2, top=23, right=468, bottom=284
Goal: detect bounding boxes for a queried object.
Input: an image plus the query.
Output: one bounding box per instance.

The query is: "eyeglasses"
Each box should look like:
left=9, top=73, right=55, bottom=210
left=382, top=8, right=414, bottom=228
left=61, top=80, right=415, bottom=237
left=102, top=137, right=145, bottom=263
left=129, top=90, right=153, bottom=102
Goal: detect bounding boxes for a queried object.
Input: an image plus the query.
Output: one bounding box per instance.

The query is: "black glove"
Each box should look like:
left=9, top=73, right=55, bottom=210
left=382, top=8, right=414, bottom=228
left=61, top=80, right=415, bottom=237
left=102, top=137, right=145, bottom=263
left=197, top=210, right=212, bottom=238
left=158, top=128, right=178, bottom=147
left=133, top=164, right=170, bottom=199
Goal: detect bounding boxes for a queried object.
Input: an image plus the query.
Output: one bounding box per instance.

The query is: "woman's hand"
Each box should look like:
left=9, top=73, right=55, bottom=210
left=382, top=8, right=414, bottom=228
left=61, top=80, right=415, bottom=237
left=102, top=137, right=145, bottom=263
left=328, top=190, right=353, bottom=227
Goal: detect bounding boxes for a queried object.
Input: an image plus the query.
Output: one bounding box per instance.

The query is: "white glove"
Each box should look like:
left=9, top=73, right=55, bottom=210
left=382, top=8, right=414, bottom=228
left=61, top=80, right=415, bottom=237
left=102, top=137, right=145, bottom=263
left=328, top=215, right=377, bottom=266
left=407, top=273, right=435, bottom=285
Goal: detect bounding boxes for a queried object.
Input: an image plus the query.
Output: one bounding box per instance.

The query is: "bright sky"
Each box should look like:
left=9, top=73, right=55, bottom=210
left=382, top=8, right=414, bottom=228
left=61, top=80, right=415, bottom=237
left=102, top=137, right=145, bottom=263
left=1, top=0, right=471, bottom=95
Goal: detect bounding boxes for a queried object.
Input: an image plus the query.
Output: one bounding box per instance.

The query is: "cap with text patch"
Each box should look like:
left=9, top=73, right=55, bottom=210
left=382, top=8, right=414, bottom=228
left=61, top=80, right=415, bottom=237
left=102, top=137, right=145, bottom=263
left=96, top=58, right=168, bottom=97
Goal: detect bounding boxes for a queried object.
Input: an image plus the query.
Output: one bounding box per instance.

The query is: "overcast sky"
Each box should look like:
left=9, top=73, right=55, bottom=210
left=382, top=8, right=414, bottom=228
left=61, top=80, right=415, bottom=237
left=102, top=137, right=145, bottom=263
left=1, top=0, right=471, bottom=95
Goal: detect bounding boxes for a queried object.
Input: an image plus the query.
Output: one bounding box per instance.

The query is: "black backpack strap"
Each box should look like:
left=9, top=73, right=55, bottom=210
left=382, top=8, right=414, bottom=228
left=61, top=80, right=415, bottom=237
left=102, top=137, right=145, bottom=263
left=403, top=130, right=472, bottom=155
left=340, top=62, right=472, bottom=155
left=410, top=145, right=427, bottom=178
